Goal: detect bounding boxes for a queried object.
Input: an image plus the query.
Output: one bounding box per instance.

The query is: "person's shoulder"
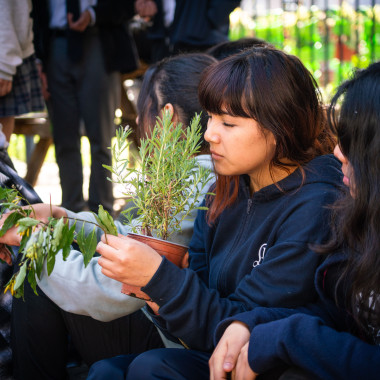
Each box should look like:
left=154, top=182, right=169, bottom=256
left=303, top=154, right=343, bottom=188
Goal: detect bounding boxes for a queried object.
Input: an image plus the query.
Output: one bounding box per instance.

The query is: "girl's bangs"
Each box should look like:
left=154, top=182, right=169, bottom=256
left=199, top=60, right=252, bottom=118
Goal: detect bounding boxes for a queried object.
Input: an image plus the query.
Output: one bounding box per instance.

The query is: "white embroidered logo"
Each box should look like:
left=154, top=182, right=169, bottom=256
left=253, top=243, right=267, bottom=267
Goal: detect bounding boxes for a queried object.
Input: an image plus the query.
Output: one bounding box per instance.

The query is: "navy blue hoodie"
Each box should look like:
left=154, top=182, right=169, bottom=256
left=214, top=254, right=380, bottom=379
left=142, top=154, right=342, bottom=351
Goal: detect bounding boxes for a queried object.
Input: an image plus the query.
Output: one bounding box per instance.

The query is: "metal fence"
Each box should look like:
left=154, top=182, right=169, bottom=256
left=232, top=0, right=380, bottom=97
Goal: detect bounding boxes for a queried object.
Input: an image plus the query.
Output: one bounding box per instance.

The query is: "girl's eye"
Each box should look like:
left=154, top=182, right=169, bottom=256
left=223, top=122, right=235, bottom=128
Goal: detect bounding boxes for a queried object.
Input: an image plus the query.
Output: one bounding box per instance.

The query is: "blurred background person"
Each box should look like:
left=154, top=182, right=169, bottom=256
left=31, top=0, right=138, bottom=214
left=0, top=1, right=44, bottom=378
left=134, top=0, right=241, bottom=63
left=0, top=0, right=44, bottom=168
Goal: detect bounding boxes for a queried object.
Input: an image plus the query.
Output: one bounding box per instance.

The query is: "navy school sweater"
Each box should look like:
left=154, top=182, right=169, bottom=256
left=215, top=253, right=380, bottom=380
left=142, top=154, right=343, bottom=351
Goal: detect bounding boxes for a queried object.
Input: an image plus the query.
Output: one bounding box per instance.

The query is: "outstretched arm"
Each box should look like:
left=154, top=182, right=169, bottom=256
left=247, top=314, right=380, bottom=380
left=0, top=203, right=68, bottom=262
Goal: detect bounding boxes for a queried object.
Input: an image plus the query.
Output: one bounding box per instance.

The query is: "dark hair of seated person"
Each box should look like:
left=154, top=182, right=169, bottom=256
left=206, top=37, right=273, bottom=60
left=136, top=53, right=217, bottom=155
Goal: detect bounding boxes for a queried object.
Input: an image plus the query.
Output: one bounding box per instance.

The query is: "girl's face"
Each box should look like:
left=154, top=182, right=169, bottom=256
left=204, top=112, right=277, bottom=192
left=334, top=144, right=354, bottom=194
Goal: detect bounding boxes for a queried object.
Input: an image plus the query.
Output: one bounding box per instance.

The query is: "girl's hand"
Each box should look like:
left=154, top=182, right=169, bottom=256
left=181, top=251, right=189, bottom=268
left=146, top=300, right=160, bottom=315
left=209, top=321, right=252, bottom=380
left=0, top=243, right=13, bottom=265
left=0, top=203, right=67, bottom=250
left=97, top=234, right=163, bottom=287
left=25, top=203, right=67, bottom=223
left=231, top=342, right=258, bottom=380
left=0, top=212, right=21, bottom=247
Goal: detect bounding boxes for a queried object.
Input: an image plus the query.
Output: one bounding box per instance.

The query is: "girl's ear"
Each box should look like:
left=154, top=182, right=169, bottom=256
left=163, top=103, right=174, bottom=115
left=161, top=103, right=178, bottom=123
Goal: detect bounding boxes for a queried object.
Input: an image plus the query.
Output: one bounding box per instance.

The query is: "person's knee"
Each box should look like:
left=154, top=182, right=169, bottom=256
left=126, top=349, right=210, bottom=380
left=87, top=356, right=127, bottom=380
left=126, top=349, right=170, bottom=379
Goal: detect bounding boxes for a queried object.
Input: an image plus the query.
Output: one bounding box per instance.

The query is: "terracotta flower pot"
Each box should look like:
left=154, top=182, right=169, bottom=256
left=121, top=233, right=188, bottom=300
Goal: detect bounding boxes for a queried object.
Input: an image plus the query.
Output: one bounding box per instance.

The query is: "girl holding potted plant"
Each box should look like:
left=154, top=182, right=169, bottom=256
left=87, top=46, right=343, bottom=379
left=209, top=61, right=380, bottom=380
left=0, top=53, right=217, bottom=379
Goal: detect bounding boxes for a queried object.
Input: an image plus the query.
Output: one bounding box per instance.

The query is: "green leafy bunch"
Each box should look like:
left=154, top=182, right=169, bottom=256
left=105, top=110, right=213, bottom=240
left=0, top=187, right=117, bottom=298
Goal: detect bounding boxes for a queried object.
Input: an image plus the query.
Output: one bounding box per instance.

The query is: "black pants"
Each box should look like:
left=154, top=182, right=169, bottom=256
left=47, top=32, right=118, bottom=213
left=11, top=280, right=164, bottom=380
left=88, top=349, right=211, bottom=380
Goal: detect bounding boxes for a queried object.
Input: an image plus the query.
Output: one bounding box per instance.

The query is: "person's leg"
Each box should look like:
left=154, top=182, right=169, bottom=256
left=278, top=367, right=316, bottom=380
left=46, top=36, right=85, bottom=212
left=0, top=262, right=13, bottom=379
left=125, top=348, right=211, bottom=380
left=78, top=32, right=118, bottom=214
left=0, top=116, right=14, bottom=142
left=11, top=281, right=69, bottom=380
left=87, top=354, right=138, bottom=380
left=62, top=309, right=165, bottom=366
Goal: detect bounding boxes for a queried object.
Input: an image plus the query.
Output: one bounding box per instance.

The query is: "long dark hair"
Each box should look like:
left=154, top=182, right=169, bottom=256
left=136, top=53, right=216, bottom=153
left=323, top=62, right=380, bottom=338
left=198, top=46, right=335, bottom=222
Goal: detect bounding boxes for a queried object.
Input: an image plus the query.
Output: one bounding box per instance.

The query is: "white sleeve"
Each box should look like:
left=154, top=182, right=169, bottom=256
left=37, top=249, right=145, bottom=322
left=0, top=0, right=22, bottom=80
left=37, top=210, right=142, bottom=321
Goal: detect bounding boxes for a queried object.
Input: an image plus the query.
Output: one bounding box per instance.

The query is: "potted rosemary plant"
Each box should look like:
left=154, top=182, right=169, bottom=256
left=0, top=110, right=213, bottom=298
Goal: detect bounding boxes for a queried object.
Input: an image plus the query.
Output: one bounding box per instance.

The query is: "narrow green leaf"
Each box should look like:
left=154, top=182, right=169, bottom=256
left=17, top=217, right=40, bottom=234
left=35, top=245, right=45, bottom=279
left=60, top=223, right=76, bottom=260
left=0, top=187, right=18, bottom=203
left=0, top=212, right=24, bottom=237
left=12, top=284, right=24, bottom=299
left=28, top=268, right=38, bottom=295
left=17, top=217, right=40, bottom=228
left=95, top=205, right=118, bottom=236
left=51, top=218, right=65, bottom=250
left=76, top=225, right=86, bottom=253
left=46, top=247, right=56, bottom=276
left=13, top=262, right=28, bottom=291
left=0, top=187, right=13, bottom=200
left=82, top=228, right=98, bottom=267
left=19, top=232, right=30, bottom=253
left=102, top=164, right=113, bottom=172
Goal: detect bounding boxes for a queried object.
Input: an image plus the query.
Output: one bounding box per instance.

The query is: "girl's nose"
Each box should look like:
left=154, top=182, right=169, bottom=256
left=204, top=119, right=219, bottom=144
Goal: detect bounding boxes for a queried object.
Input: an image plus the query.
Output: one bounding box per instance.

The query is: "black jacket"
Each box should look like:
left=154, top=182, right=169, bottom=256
left=148, top=0, right=241, bottom=47
left=215, top=253, right=380, bottom=380
left=143, top=155, right=343, bottom=351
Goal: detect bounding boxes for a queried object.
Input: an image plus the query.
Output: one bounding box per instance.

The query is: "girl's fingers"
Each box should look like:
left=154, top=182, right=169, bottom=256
left=0, top=244, right=12, bottom=265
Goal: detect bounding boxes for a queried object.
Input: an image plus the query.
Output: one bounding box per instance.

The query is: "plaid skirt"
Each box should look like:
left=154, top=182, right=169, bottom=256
left=0, top=53, right=45, bottom=117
